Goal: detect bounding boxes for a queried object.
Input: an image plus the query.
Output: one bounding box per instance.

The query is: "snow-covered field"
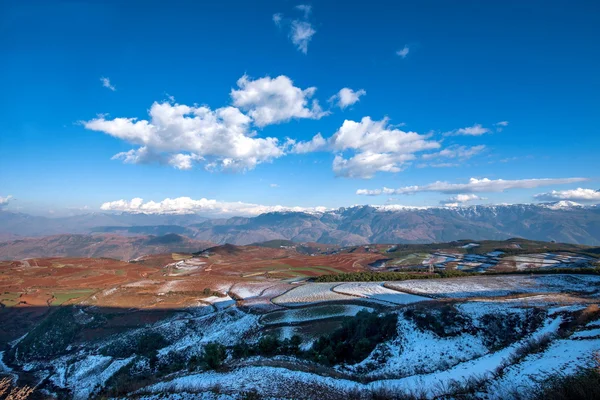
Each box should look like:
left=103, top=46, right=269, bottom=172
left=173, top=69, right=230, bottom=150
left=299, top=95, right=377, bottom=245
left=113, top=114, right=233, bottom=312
left=272, top=283, right=356, bottom=306
left=386, top=274, right=600, bottom=298
left=333, top=282, right=428, bottom=305
left=9, top=273, right=600, bottom=399
left=261, top=304, right=374, bottom=325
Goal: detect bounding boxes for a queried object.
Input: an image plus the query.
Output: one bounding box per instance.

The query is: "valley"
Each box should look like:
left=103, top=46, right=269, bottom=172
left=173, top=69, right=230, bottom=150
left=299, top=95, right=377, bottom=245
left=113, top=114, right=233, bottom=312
left=0, top=239, right=599, bottom=399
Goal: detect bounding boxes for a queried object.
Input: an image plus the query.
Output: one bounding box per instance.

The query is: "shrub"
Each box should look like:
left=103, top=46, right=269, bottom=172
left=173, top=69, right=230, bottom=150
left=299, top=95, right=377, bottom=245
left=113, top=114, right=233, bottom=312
left=201, top=342, right=227, bottom=369
left=310, top=310, right=398, bottom=365
left=404, top=305, right=472, bottom=337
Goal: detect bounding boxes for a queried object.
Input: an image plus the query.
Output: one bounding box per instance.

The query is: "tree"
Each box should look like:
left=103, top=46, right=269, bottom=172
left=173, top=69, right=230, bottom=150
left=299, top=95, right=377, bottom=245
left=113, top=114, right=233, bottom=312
left=201, top=342, right=227, bottom=369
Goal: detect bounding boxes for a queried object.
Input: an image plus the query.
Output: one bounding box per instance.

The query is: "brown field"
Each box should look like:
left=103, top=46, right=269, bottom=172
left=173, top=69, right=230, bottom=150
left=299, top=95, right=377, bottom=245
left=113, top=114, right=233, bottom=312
left=0, top=245, right=384, bottom=311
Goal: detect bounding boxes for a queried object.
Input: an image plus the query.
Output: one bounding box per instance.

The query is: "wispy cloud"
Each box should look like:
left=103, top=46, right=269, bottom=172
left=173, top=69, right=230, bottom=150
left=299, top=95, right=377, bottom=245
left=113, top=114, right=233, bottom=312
left=443, top=124, right=489, bottom=136
left=396, top=46, right=410, bottom=58
left=357, top=177, right=588, bottom=196
left=422, top=145, right=486, bottom=160
left=0, top=195, right=12, bottom=207
left=494, top=120, right=509, bottom=132
left=273, top=5, right=317, bottom=54
left=295, top=4, right=312, bottom=18
left=100, top=77, right=116, bottom=91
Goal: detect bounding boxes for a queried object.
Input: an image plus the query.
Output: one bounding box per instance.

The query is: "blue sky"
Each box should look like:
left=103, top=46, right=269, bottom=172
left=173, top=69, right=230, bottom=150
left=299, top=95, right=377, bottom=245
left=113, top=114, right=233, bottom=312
left=1, top=0, right=599, bottom=216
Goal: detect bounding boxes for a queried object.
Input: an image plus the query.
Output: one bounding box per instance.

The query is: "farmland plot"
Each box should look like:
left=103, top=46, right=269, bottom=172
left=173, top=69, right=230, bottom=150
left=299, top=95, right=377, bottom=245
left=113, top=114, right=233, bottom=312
left=272, top=283, right=354, bottom=306
left=260, top=304, right=374, bottom=325
left=333, top=282, right=428, bottom=305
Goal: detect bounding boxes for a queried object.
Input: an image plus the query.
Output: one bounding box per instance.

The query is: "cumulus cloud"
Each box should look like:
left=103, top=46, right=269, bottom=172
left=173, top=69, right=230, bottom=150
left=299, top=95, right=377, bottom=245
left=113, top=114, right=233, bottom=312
left=396, top=46, right=410, bottom=58
left=441, top=194, right=484, bottom=207
left=100, top=77, right=116, bottom=91
left=534, top=188, right=600, bottom=202
left=272, top=13, right=283, bottom=26
left=168, top=153, right=203, bottom=170
left=231, top=75, right=328, bottom=127
left=329, top=88, right=366, bottom=109
left=357, top=177, right=588, bottom=196
left=84, top=100, right=284, bottom=171
left=444, top=124, right=489, bottom=137
left=290, top=133, right=328, bottom=153
left=100, top=197, right=328, bottom=216
left=329, top=117, right=440, bottom=178
left=0, top=195, right=12, bottom=207
left=422, top=145, right=486, bottom=160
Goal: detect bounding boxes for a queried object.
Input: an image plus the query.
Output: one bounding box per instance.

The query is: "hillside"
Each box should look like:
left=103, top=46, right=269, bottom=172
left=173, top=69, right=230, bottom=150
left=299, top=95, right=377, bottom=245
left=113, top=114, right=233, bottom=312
left=0, top=234, right=214, bottom=260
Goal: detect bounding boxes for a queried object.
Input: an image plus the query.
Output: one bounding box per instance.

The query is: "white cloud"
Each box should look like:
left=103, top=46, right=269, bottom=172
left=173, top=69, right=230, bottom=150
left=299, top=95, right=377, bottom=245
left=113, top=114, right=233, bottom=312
left=333, top=152, right=415, bottom=178
left=329, top=88, right=366, bottom=109
left=329, top=117, right=440, bottom=178
left=231, top=75, right=328, bottom=127
left=416, top=162, right=459, bottom=168
left=111, top=146, right=163, bottom=165
left=270, top=183, right=279, bottom=188
left=0, top=195, right=12, bottom=207
left=290, top=20, right=316, bottom=54
left=85, top=100, right=284, bottom=171
left=534, top=188, right=600, bottom=202
left=422, top=145, right=486, bottom=160
left=396, top=46, right=409, bottom=58
left=273, top=5, right=316, bottom=54
left=443, top=124, right=490, bottom=136
left=295, top=4, right=312, bottom=18
left=290, top=133, right=327, bottom=153
left=168, top=153, right=203, bottom=170
left=100, top=196, right=328, bottom=216
left=494, top=120, right=509, bottom=132
left=357, top=177, right=589, bottom=196
left=441, top=194, right=484, bottom=206
left=100, top=77, right=116, bottom=91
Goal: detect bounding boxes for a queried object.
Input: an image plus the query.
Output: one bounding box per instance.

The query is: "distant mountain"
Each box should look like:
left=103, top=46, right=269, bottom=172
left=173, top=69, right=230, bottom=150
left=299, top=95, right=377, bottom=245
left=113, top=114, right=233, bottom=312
left=0, top=234, right=214, bottom=260
left=0, top=211, right=207, bottom=238
left=184, top=204, right=600, bottom=246
left=1, top=203, right=600, bottom=249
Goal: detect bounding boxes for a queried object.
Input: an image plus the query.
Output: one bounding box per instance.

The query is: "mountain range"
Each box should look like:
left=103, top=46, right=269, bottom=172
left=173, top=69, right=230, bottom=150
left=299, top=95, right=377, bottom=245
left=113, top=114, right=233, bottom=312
left=0, top=202, right=599, bottom=259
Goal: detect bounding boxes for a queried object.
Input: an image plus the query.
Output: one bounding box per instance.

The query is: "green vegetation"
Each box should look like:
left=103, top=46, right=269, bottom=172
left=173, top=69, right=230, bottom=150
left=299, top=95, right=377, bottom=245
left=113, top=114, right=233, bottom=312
left=50, top=289, right=95, bottom=305
left=101, top=331, right=168, bottom=360
left=199, top=342, right=227, bottom=369
left=15, top=307, right=80, bottom=361
left=232, top=335, right=302, bottom=360
left=250, top=239, right=296, bottom=248
left=314, top=270, right=474, bottom=282
left=0, top=291, right=22, bottom=307
left=313, top=267, right=600, bottom=283
left=171, top=252, right=193, bottom=261
left=234, top=311, right=399, bottom=366
left=405, top=305, right=472, bottom=338
left=309, top=310, right=398, bottom=365
left=201, top=287, right=226, bottom=297
left=526, top=362, right=600, bottom=400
